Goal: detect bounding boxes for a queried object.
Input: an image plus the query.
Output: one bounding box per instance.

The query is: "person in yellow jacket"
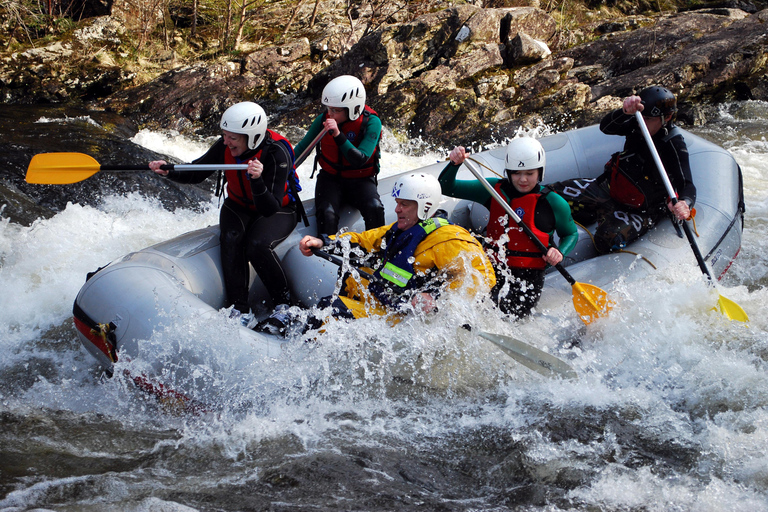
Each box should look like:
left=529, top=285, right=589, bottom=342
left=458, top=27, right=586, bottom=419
left=256, top=173, right=495, bottom=335
left=304, top=171, right=496, bottom=319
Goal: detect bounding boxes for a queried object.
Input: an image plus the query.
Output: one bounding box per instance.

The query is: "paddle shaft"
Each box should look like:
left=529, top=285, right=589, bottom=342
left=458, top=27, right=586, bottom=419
left=463, top=159, right=577, bottom=286
left=107, top=163, right=249, bottom=172
left=294, top=128, right=328, bottom=168
left=126, top=130, right=326, bottom=172
left=633, top=111, right=715, bottom=282
left=313, top=249, right=376, bottom=280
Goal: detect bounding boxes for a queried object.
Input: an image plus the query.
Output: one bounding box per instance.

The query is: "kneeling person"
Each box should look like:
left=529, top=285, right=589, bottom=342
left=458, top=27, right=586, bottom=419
left=288, top=173, right=496, bottom=329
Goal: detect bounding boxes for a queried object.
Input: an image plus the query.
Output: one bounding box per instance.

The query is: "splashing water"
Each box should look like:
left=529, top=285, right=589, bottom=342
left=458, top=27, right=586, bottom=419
left=2, top=105, right=768, bottom=511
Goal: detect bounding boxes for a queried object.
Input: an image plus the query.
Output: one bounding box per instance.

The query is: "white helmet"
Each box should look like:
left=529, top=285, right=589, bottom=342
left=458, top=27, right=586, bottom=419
left=391, top=173, right=443, bottom=221
left=504, top=137, right=546, bottom=182
left=322, top=75, right=366, bottom=121
left=220, top=102, right=268, bottom=150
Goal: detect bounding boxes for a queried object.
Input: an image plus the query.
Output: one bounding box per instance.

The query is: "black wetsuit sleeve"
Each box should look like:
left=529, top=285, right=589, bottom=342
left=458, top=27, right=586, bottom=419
left=599, top=108, right=636, bottom=136
left=249, top=139, right=292, bottom=217
left=663, top=134, right=696, bottom=206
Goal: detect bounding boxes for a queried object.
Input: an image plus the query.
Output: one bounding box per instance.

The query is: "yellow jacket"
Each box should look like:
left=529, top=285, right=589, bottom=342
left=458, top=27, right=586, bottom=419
left=335, top=221, right=496, bottom=310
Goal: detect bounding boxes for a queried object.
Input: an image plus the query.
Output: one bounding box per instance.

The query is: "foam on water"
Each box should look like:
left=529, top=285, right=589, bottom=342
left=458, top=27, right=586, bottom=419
left=3, top=110, right=768, bottom=510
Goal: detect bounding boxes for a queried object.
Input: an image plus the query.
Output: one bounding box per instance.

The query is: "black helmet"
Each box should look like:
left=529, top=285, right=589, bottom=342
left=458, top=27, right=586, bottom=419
left=639, top=86, right=677, bottom=118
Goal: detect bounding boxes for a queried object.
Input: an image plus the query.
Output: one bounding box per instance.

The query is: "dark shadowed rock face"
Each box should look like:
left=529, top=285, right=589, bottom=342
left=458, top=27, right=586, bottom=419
left=1, top=105, right=214, bottom=226
left=561, top=9, right=768, bottom=104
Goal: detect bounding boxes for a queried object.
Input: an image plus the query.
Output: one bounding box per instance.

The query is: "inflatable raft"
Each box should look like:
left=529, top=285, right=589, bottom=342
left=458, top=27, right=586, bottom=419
left=73, top=124, right=745, bottom=377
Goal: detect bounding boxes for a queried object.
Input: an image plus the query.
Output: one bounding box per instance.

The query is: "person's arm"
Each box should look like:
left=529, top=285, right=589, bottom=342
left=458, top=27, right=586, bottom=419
left=437, top=160, right=501, bottom=204
left=249, top=139, right=292, bottom=217
left=419, top=232, right=496, bottom=293
left=546, top=191, right=579, bottom=256
left=599, top=108, right=637, bottom=137
left=335, top=114, right=381, bottom=167
left=152, top=139, right=223, bottom=184
left=334, top=224, right=393, bottom=254
left=665, top=133, right=696, bottom=207
left=293, top=115, right=326, bottom=158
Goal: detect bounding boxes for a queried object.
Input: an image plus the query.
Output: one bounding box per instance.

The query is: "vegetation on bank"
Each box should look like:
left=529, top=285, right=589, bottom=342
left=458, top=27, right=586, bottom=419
left=1, top=0, right=747, bottom=67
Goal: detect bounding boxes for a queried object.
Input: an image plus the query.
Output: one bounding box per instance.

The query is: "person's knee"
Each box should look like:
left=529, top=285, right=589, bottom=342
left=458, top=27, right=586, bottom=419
left=595, top=221, right=636, bottom=254
left=244, top=238, right=272, bottom=261
left=360, top=197, right=385, bottom=224
left=317, top=203, right=339, bottom=234
left=220, top=227, right=243, bottom=246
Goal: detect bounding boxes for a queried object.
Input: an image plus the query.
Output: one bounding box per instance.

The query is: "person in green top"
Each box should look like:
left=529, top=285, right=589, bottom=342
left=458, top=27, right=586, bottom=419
left=439, top=137, right=579, bottom=318
left=293, top=75, right=386, bottom=237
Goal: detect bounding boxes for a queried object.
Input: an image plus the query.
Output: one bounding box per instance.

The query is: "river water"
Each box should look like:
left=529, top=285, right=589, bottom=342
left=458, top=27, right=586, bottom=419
left=1, top=102, right=767, bottom=511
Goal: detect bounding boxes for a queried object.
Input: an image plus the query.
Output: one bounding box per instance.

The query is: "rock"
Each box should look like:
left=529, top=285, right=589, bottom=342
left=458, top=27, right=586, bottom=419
left=507, top=32, right=552, bottom=65
left=0, top=105, right=214, bottom=222
left=73, top=16, right=124, bottom=44
left=0, top=180, right=55, bottom=226
left=563, top=9, right=768, bottom=106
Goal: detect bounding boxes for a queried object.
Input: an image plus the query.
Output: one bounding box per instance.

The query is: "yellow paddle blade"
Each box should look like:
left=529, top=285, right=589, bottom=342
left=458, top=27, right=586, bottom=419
left=715, top=294, right=749, bottom=323
left=26, top=152, right=101, bottom=184
left=572, top=282, right=614, bottom=325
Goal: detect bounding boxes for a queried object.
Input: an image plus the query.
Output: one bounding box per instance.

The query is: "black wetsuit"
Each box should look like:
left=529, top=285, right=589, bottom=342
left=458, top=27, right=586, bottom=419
left=163, top=135, right=297, bottom=311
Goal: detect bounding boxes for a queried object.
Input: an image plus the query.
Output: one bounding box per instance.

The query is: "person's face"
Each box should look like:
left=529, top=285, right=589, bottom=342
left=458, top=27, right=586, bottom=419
left=395, top=198, right=420, bottom=230
left=509, top=168, right=539, bottom=194
left=642, top=113, right=672, bottom=136
left=222, top=130, right=249, bottom=157
left=326, top=106, right=349, bottom=124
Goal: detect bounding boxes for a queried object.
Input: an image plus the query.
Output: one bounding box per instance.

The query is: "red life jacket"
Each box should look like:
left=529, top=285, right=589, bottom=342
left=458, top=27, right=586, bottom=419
left=224, top=130, right=296, bottom=210
left=318, top=105, right=380, bottom=179
left=605, top=152, right=647, bottom=209
left=486, top=182, right=550, bottom=270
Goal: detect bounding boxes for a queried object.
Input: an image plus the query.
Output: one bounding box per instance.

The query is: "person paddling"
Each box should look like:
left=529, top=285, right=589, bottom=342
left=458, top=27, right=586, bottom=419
left=439, top=138, right=579, bottom=319
left=547, top=86, right=696, bottom=254
left=150, top=101, right=300, bottom=327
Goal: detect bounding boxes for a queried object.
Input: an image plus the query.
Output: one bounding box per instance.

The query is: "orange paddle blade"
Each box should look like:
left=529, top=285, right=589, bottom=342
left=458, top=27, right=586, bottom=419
left=26, top=152, right=101, bottom=184
left=572, top=282, right=614, bottom=325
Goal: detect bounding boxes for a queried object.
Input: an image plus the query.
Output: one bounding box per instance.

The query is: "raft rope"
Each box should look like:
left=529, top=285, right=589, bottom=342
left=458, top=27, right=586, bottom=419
left=93, top=322, right=118, bottom=363
left=466, top=156, right=503, bottom=178
left=688, top=208, right=699, bottom=237
left=573, top=220, right=658, bottom=270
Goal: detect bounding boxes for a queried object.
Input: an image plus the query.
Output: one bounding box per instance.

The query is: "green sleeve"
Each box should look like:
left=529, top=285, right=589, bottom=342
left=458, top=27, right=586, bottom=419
left=438, top=161, right=500, bottom=205
left=293, top=114, right=326, bottom=158
left=338, top=114, right=381, bottom=160
left=546, top=190, right=579, bottom=256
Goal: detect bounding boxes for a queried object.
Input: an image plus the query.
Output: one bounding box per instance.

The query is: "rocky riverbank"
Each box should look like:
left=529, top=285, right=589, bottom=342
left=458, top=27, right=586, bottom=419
left=2, top=1, right=767, bottom=224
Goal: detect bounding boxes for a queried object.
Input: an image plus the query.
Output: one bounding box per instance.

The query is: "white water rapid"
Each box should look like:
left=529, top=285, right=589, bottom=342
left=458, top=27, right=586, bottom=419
left=1, top=103, right=767, bottom=511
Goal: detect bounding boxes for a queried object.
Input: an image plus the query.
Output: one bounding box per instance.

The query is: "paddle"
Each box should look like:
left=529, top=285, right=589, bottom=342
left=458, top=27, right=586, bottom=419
left=294, top=128, right=328, bottom=168
left=26, top=129, right=328, bottom=185
left=25, top=152, right=251, bottom=184
left=462, top=158, right=613, bottom=325
left=634, top=111, right=748, bottom=322
left=312, top=248, right=577, bottom=379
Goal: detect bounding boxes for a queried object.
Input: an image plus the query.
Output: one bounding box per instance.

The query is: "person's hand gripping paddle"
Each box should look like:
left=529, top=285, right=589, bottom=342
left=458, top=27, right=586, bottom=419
left=634, top=111, right=748, bottom=322
left=463, top=158, right=613, bottom=325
